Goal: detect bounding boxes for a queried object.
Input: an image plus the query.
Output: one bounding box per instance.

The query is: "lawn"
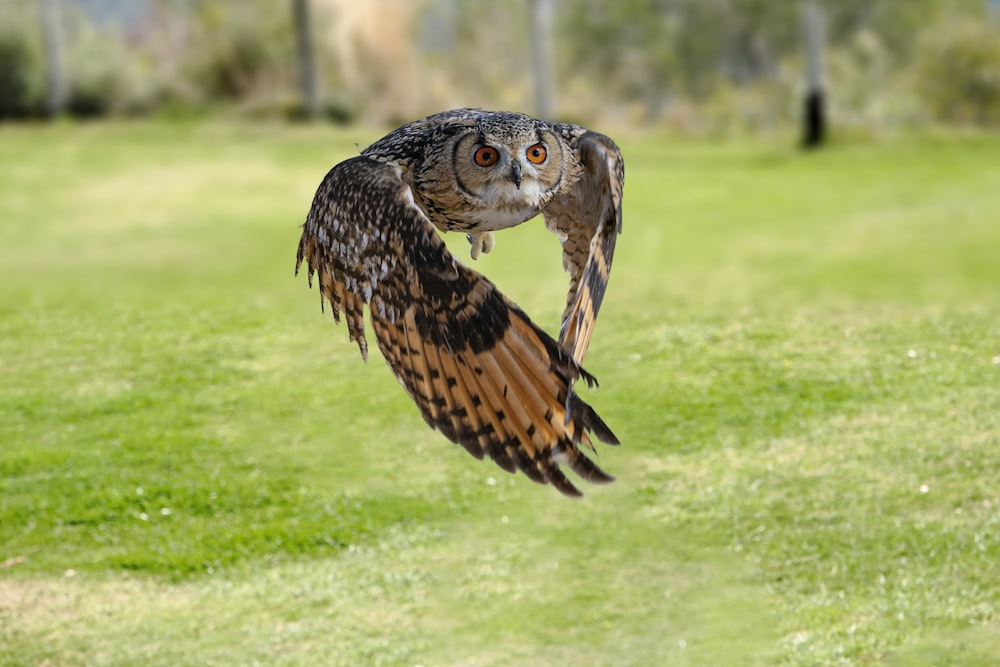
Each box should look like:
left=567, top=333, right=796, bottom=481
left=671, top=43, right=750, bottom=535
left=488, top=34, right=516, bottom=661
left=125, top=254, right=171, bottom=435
left=1, top=120, right=998, bottom=666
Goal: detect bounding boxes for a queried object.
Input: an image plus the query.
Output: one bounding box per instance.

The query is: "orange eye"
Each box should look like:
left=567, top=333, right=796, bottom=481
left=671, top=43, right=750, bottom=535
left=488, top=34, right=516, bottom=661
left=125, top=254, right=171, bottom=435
left=526, top=143, right=547, bottom=164
left=474, top=146, right=499, bottom=167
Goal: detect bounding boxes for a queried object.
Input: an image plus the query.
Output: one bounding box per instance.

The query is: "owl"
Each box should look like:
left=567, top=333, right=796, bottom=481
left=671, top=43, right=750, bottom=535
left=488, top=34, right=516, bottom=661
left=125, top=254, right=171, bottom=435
left=296, top=108, right=624, bottom=497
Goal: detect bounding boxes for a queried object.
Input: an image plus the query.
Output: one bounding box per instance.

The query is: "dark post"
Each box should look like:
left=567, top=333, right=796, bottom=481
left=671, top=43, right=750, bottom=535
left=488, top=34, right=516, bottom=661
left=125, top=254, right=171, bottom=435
left=801, top=0, right=826, bottom=148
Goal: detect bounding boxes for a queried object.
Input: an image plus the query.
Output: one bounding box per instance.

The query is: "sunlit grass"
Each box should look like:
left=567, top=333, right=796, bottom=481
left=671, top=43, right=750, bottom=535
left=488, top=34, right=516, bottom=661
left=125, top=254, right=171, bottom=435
left=1, top=121, right=998, bottom=665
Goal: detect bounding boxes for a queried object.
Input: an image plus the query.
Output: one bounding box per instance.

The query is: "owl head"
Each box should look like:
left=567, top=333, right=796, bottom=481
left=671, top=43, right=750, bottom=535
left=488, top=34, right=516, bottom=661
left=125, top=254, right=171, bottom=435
left=415, top=110, right=576, bottom=231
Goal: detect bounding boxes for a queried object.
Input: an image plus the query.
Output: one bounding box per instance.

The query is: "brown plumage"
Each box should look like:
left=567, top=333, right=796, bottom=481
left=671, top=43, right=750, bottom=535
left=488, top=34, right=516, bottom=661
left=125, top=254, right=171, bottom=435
left=295, top=109, right=624, bottom=496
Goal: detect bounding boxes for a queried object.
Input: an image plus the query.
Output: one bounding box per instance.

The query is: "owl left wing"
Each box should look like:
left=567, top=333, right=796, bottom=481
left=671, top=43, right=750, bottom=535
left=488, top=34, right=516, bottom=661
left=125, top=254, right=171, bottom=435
left=296, top=156, right=618, bottom=497
left=543, top=128, right=624, bottom=365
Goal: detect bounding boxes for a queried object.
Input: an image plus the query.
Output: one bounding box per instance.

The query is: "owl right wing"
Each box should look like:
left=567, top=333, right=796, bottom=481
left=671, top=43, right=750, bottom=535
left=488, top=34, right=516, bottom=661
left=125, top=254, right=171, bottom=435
left=543, top=128, right=624, bottom=365
left=296, top=156, right=618, bottom=497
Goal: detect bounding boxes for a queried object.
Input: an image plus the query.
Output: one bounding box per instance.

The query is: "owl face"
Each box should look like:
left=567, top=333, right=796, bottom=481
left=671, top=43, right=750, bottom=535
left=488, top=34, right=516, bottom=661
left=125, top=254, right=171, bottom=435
left=414, top=112, right=572, bottom=231
left=452, top=127, right=564, bottom=202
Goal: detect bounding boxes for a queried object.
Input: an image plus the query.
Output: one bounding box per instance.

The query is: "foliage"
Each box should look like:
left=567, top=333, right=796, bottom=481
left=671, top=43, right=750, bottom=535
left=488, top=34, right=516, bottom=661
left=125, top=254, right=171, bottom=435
left=560, top=0, right=796, bottom=106
left=557, top=0, right=985, bottom=127
left=186, top=3, right=294, bottom=103
left=0, top=1, right=298, bottom=120
left=427, top=0, right=533, bottom=115
left=61, top=19, right=125, bottom=118
left=1, top=0, right=997, bottom=129
left=915, top=18, right=1000, bottom=126
left=0, top=29, right=43, bottom=118
left=1, top=122, right=999, bottom=665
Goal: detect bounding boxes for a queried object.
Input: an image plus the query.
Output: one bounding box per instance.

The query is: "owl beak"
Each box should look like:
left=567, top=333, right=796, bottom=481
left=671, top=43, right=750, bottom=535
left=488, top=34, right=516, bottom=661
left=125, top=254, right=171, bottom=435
left=507, top=161, right=522, bottom=189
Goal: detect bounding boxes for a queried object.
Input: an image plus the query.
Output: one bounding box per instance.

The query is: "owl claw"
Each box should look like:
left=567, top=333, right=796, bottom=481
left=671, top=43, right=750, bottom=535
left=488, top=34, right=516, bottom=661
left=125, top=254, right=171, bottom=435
left=467, top=231, right=495, bottom=260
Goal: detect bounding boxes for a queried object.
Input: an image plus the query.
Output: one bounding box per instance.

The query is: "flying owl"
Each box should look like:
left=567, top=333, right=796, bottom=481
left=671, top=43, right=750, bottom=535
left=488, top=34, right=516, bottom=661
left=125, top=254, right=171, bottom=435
left=295, top=108, right=624, bottom=496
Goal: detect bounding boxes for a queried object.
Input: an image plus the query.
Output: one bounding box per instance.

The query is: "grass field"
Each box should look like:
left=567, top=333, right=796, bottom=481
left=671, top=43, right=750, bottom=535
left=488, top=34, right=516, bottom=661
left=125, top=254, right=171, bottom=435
left=1, top=120, right=998, bottom=666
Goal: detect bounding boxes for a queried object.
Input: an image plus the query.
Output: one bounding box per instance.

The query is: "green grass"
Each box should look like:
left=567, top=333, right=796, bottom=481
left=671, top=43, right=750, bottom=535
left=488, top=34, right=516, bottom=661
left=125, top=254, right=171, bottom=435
left=1, top=121, right=998, bottom=666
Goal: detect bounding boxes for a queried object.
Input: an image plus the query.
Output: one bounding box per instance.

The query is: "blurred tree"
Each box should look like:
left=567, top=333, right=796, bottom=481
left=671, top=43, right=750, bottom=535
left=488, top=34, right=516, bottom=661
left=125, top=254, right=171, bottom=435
left=528, top=0, right=555, bottom=119
left=0, top=28, right=40, bottom=118
left=560, top=0, right=798, bottom=119
left=915, top=16, right=1000, bottom=126
left=188, top=3, right=293, bottom=103
left=436, top=0, right=530, bottom=111
left=557, top=0, right=978, bottom=126
left=0, top=0, right=988, bottom=128
left=291, top=0, right=319, bottom=118
left=39, top=0, right=66, bottom=116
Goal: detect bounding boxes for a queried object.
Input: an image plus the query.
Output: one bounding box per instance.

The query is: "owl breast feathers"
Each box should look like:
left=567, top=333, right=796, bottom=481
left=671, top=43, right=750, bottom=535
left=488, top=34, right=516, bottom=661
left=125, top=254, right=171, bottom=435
left=296, top=108, right=624, bottom=497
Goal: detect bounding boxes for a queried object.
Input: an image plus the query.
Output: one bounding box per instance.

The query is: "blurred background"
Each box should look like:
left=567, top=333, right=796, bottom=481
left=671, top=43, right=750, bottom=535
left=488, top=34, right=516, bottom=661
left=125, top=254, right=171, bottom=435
left=3, top=3, right=1000, bottom=664
left=2, top=0, right=1000, bottom=134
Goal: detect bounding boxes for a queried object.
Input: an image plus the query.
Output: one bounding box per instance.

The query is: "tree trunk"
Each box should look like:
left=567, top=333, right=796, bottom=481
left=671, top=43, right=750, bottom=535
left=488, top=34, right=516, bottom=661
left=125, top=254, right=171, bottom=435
left=528, top=0, right=555, bottom=120
left=291, top=0, right=319, bottom=119
left=39, top=0, right=66, bottom=117
left=801, top=0, right=826, bottom=148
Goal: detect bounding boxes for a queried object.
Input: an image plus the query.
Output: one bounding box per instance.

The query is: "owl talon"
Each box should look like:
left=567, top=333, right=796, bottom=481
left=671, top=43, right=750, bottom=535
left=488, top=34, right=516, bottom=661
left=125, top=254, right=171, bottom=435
left=467, top=231, right=495, bottom=260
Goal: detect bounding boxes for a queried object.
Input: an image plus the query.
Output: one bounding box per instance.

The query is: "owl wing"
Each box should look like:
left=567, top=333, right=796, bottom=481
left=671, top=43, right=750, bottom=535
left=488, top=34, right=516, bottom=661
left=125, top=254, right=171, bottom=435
left=296, top=156, right=618, bottom=497
left=543, top=128, right=624, bottom=365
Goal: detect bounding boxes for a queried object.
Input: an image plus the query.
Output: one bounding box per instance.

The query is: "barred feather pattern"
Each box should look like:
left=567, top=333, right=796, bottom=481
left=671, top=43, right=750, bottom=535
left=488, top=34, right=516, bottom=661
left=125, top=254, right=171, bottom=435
left=296, top=109, right=624, bottom=496
left=544, top=128, right=624, bottom=364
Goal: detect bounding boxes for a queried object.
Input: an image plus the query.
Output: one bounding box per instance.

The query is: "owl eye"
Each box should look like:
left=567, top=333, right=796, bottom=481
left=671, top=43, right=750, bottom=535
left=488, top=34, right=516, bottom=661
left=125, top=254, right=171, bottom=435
left=525, top=143, right=548, bottom=164
left=474, top=146, right=499, bottom=167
